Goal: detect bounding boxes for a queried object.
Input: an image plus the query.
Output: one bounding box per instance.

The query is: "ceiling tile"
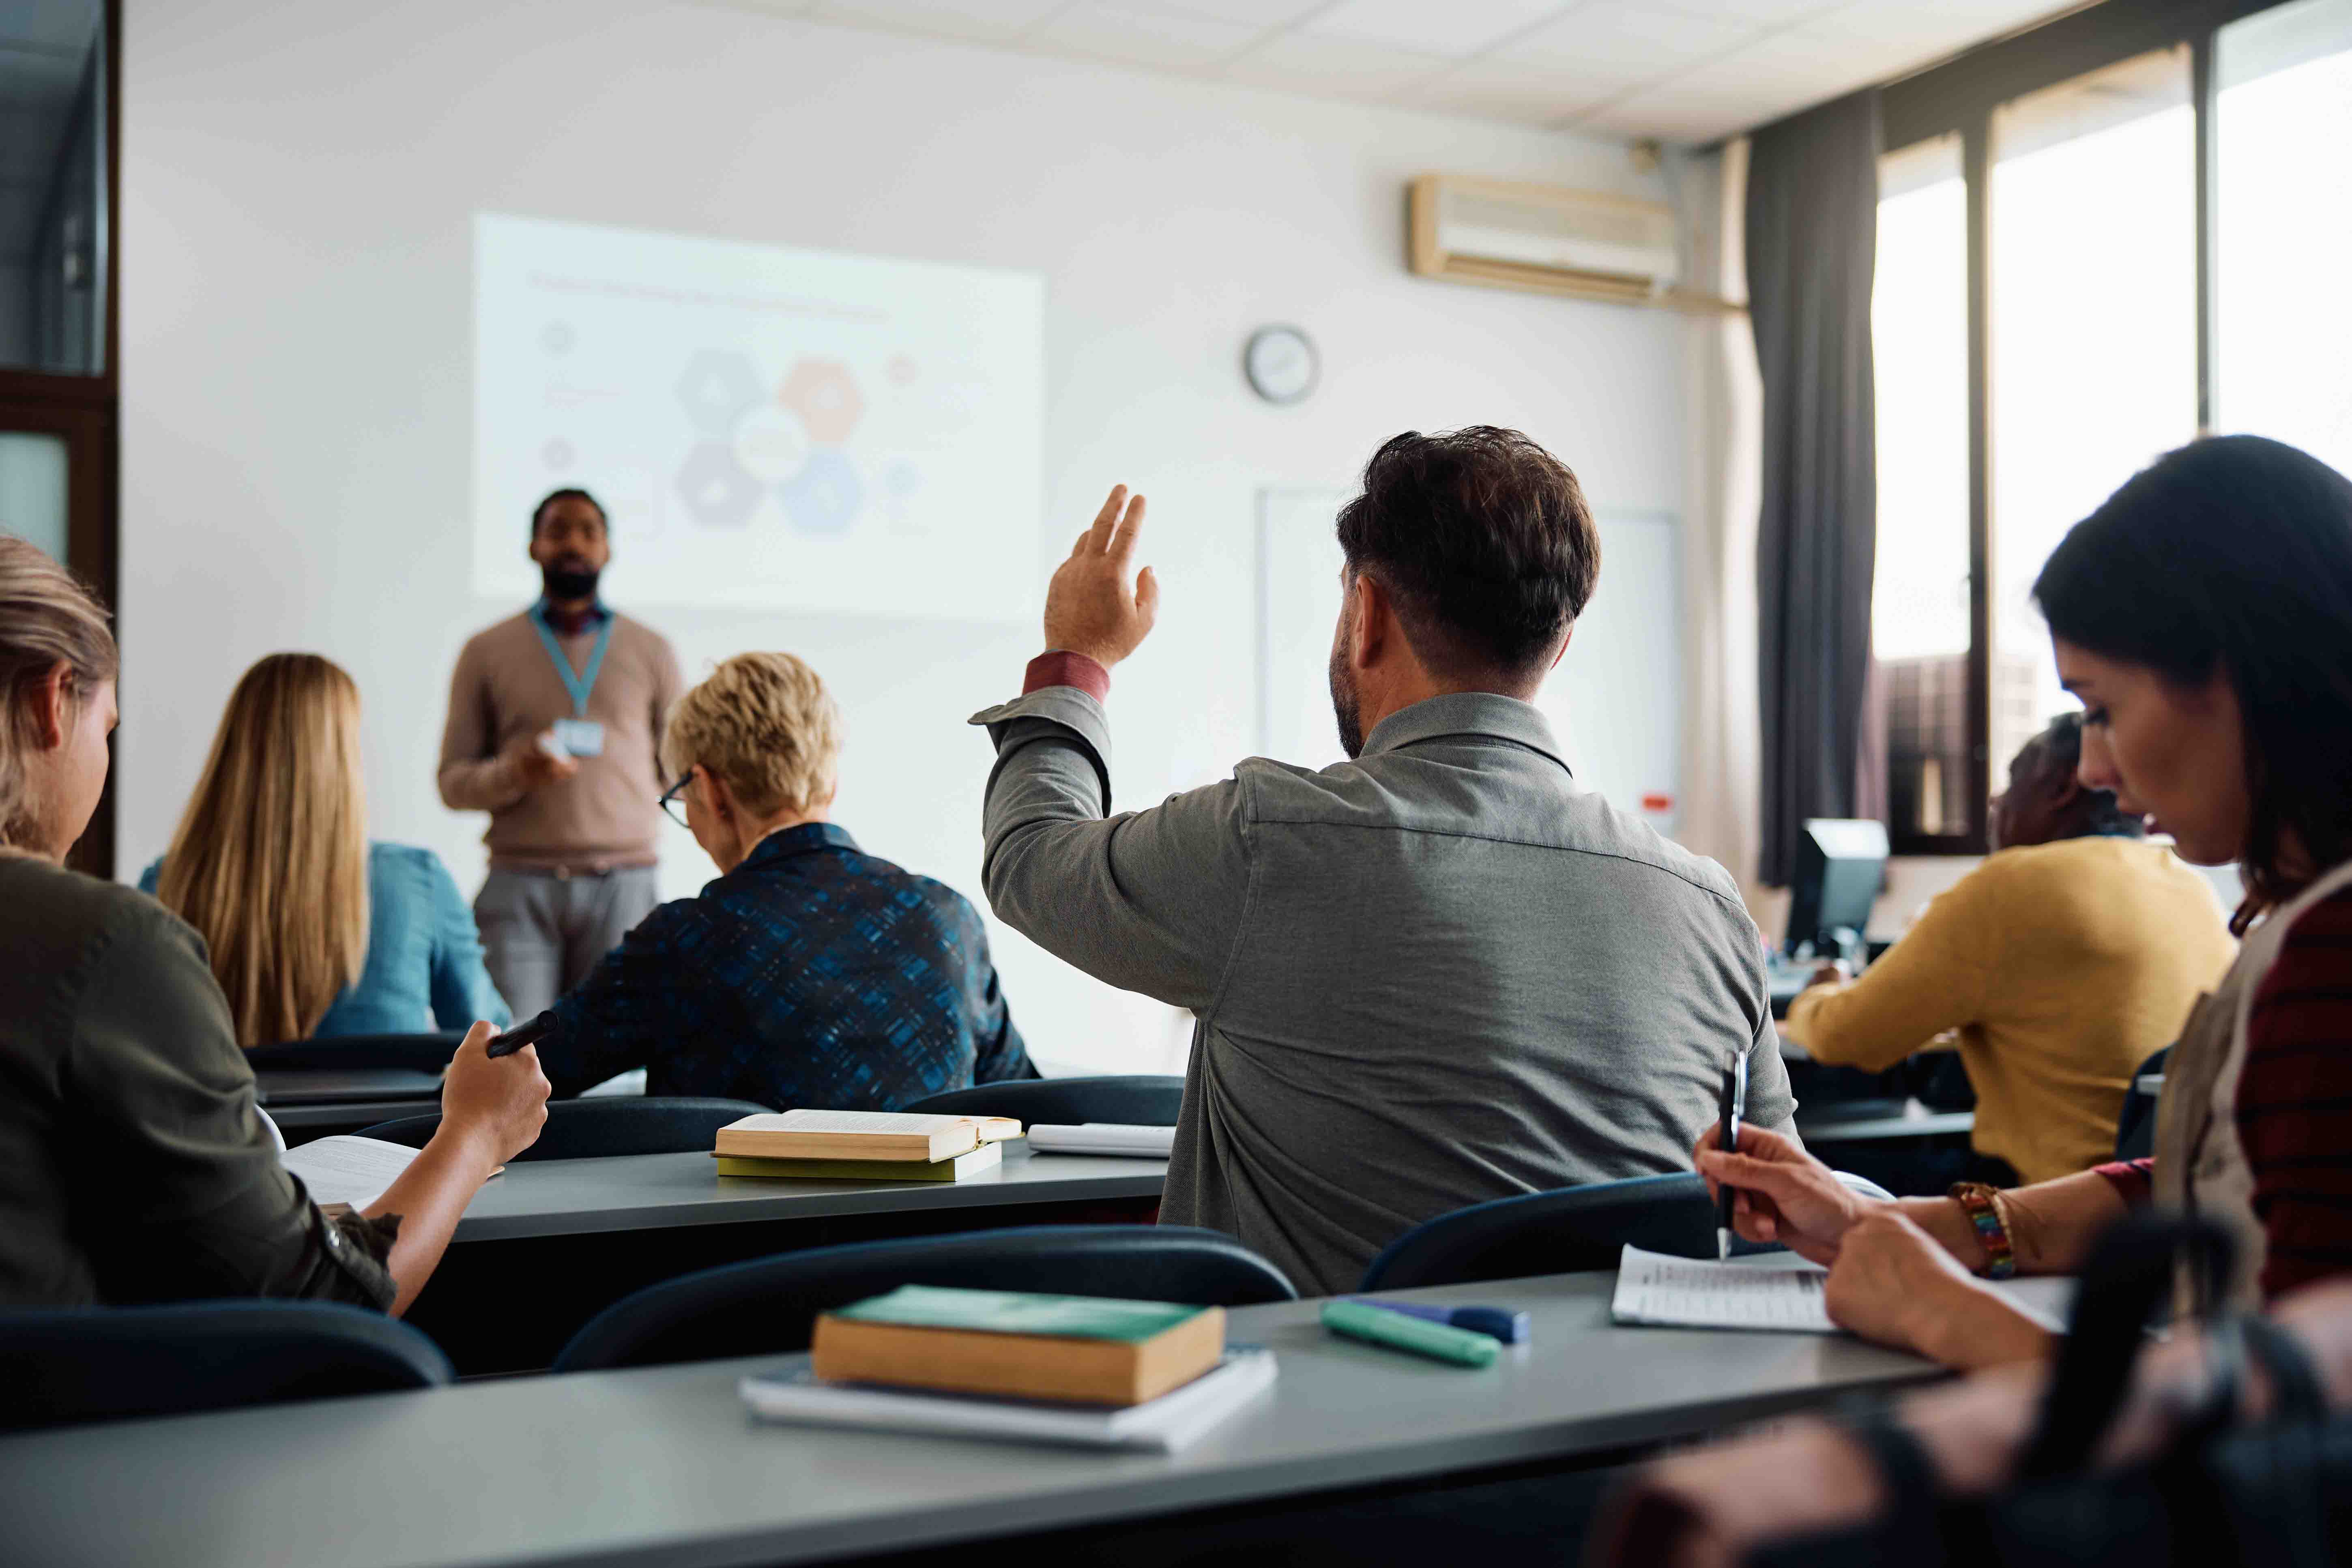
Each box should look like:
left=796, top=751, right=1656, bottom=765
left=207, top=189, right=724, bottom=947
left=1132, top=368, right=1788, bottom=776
left=1509, top=0, right=1760, bottom=75
left=1222, top=31, right=1458, bottom=98
left=1577, top=20, right=1884, bottom=141
left=1404, top=54, right=1636, bottom=124
left=1645, top=0, right=1848, bottom=24
left=804, top=0, right=1068, bottom=43
left=1306, top=0, right=1572, bottom=60
left=1143, top=0, right=1330, bottom=22
left=1030, top=3, right=1263, bottom=68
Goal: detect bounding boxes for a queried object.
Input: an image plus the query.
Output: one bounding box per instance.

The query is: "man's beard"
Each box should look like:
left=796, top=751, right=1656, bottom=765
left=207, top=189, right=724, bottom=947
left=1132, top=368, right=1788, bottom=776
left=542, top=563, right=601, bottom=601
left=1328, top=628, right=1365, bottom=760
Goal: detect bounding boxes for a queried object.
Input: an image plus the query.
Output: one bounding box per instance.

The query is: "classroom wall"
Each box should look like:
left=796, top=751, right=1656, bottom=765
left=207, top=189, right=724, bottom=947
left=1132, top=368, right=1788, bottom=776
left=118, top=0, right=1688, bottom=1073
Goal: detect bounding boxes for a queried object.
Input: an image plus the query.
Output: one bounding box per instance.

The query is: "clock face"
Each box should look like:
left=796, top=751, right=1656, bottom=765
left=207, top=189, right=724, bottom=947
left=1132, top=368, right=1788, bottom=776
left=1245, top=325, right=1318, bottom=405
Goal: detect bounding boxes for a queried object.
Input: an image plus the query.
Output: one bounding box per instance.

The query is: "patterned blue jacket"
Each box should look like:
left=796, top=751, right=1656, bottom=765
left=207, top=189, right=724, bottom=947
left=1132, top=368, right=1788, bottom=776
left=541, top=823, right=1032, bottom=1107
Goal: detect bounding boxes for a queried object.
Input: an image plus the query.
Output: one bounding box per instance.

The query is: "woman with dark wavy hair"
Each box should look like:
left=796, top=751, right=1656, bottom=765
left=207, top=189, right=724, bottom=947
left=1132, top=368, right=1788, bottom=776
left=1693, top=435, right=2352, bottom=1370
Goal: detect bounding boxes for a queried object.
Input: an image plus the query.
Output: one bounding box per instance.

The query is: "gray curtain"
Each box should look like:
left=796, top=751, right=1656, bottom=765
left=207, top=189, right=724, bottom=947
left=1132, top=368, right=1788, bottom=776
left=1747, top=89, right=1882, bottom=887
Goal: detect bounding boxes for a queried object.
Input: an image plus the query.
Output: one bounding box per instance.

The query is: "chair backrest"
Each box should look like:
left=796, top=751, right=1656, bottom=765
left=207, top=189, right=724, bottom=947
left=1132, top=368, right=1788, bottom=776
left=898, top=1075, right=1186, bottom=1126
left=554, top=1223, right=1297, bottom=1372
left=1358, top=1173, right=1717, bottom=1292
left=356, top=1096, right=773, bottom=1159
left=2114, top=1044, right=2173, bottom=1162
left=244, top=1032, right=464, bottom=1073
left=0, top=1300, right=451, bottom=1433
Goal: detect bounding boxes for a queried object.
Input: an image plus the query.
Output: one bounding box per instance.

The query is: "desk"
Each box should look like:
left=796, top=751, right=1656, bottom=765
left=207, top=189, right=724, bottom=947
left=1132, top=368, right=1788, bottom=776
left=1797, top=1103, right=1975, bottom=1145
left=255, top=1068, right=444, bottom=1147
left=409, top=1147, right=1168, bottom=1373
left=0, top=1269, right=1968, bottom=1568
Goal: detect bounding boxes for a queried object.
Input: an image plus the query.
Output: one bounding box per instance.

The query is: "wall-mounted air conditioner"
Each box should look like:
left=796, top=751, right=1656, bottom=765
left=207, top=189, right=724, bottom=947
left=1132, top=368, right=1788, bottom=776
left=1408, top=174, right=1731, bottom=312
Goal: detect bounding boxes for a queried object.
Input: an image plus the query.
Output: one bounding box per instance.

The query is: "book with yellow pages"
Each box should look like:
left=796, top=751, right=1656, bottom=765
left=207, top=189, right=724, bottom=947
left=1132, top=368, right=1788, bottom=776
left=810, top=1284, right=1225, bottom=1407
left=713, top=1110, right=1020, bottom=1163
left=714, top=1141, right=1004, bottom=1183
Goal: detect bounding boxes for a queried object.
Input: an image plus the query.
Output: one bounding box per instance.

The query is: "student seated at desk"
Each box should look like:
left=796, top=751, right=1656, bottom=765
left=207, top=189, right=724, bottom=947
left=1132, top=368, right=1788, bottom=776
left=534, top=652, right=1034, bottom=1107
left=968, top=429, right=1795, bottom=1295
left=1697, top=436, right=2352, bottom=1370
left=1781, top=712, right=2235, bottom=1186
left=141, top=653, right=512, bottom=1046
left=0, top=539, right=546, bottom=1311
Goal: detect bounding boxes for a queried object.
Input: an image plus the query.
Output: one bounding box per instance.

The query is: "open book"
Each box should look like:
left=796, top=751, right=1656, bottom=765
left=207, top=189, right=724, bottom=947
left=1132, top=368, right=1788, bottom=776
left=281, top=1135, right=421, bottom=1212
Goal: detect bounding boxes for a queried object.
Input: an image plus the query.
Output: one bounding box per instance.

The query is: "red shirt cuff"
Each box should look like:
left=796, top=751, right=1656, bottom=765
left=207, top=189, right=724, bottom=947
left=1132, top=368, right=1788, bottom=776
left=1022, top=651, right=1110, bottom=701
left=2093, top=1158, right=2155, bottom=1207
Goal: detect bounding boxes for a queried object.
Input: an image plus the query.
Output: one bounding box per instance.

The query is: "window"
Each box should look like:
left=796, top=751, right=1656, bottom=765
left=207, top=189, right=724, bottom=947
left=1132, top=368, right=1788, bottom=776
left=2217, top=0, right=2352, bottom=473
left=1862, top=0, right=2339, bottom=853
left=1988, top=49, right=2197, bottom=777
left=1873, top=136, right=1972, bottom=840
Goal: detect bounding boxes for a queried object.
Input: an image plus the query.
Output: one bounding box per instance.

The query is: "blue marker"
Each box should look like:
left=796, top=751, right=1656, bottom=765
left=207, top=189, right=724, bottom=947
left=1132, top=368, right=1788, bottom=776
left=1355, top=1299, right=1529, bottom=1345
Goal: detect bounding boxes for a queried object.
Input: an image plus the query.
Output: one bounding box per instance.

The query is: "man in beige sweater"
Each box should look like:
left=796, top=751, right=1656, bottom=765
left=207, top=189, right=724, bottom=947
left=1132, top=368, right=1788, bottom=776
left=1783, top=712, right=2236, bottom=1185
left=438, top=489, right=683, bottom=1018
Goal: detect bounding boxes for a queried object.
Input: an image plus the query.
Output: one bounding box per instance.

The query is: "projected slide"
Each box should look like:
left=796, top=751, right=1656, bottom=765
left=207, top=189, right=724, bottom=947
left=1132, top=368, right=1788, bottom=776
left=473, top=214, right=1044, bottom=619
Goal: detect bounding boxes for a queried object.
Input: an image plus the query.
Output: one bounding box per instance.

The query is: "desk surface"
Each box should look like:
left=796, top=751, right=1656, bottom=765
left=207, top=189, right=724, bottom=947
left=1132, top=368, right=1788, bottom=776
left=0, top=1267, right=1980, bottom=1568
left=253, top=1067, right=444, bottom=1106
left=1796, top=1104, right=1976, bottom=1145
left=452, top=1145, right=1169, bottom=1243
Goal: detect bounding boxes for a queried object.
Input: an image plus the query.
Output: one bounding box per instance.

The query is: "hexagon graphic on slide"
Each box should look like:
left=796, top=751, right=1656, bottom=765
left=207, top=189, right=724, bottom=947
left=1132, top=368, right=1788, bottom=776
left=730, top=405, right=813, bottom=484
left=779, top=358, right=865, bottom=445
left=676, top=441, right=763, bottom=529
left=779, top=448, right=863, bottom=535
left=677, top=350, right=765, bottom=437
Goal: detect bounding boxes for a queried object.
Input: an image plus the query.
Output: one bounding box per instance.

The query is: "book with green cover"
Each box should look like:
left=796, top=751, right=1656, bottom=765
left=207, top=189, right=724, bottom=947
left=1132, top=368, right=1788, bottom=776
left=714, top=1141, right=1003, bottom=1183
left=831, top=1285, right=1206, bottom=1342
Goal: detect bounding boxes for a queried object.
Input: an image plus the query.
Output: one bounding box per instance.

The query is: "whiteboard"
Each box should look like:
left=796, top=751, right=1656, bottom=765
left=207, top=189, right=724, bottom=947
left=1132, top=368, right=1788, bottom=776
left=1256, top=489, right=1682, bottom=834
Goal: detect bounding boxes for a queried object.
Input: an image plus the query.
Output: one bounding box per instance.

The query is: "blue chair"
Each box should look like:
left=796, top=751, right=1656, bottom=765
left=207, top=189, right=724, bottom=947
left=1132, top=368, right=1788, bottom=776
left=1359, top=1174, right=1719, bottom=1291
left=356, top=1096, right=772, bottom=1160
left=554, top=1223, right=1296, bottom=1371
left=900, top=1075, right=1185, bottom=1126
left=0, top=1300, right=451, bottom=1433
left=2114, top=1044, right=2172, bottom=1162
left=245, top=1032, right=466, bottom=1073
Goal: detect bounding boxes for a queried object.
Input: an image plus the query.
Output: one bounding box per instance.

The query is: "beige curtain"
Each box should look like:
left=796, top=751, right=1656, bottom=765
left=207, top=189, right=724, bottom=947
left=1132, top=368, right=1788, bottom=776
left=1672, top=140, right=1767, bottom=909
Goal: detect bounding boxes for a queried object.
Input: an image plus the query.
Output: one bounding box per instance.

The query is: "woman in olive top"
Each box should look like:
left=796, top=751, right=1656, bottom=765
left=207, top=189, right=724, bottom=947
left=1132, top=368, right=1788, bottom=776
left=0, top=537, right=548, bottom=1312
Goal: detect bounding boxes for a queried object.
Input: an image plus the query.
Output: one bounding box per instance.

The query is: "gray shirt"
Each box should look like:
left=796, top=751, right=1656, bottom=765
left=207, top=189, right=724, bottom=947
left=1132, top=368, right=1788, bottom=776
left=969, top=685, right=1797, bottom=1295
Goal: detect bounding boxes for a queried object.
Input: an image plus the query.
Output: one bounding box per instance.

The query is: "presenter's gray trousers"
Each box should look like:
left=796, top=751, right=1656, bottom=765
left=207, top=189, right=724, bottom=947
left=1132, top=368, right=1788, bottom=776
left=474, top=866, right=662, bottom=1020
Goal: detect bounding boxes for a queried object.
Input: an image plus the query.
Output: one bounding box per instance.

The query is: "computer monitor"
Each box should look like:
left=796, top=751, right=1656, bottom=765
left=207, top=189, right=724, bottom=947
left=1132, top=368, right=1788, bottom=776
left=1784, top=818, right=1889, bottom=957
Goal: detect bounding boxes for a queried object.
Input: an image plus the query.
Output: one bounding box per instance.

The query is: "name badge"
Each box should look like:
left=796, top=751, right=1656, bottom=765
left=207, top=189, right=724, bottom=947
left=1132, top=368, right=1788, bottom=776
left=551, top=718, right=606, bottom=758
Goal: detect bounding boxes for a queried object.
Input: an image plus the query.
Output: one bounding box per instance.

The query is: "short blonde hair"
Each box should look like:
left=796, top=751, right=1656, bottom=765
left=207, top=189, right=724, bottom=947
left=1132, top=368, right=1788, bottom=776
left=0, top=536, right=118, bottom=850
left=664, top=652, right=841, bottom=818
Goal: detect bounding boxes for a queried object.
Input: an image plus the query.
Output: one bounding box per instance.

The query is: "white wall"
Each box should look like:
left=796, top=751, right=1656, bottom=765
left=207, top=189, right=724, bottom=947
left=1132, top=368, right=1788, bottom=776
left=119, top=0, right=1689, bottom=1073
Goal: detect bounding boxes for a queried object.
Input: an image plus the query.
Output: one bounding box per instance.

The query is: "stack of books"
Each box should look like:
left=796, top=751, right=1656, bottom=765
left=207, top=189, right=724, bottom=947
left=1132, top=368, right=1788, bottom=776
left=712, top=1110, right=1022, bottom=1182
left=740, top=1284, right=1276, bottom=1451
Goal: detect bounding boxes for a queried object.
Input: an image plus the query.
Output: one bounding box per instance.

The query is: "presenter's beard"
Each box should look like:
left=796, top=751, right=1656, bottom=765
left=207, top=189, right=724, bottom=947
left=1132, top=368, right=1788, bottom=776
left=1328, top=638, right=1365, bottom=760
left=541, top=564, right=601, bottom=602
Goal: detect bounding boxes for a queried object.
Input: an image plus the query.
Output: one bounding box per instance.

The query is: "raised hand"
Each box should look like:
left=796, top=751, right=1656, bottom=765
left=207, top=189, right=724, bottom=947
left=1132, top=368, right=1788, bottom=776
left=1042, top=485, right=1160, bottom=670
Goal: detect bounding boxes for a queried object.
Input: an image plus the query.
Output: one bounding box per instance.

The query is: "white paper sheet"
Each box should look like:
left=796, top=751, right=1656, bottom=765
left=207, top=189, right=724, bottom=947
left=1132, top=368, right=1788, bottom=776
left=1610, top=1245, right=1839, bottom=1333
left=281, top=1135, right=420, bottom=1211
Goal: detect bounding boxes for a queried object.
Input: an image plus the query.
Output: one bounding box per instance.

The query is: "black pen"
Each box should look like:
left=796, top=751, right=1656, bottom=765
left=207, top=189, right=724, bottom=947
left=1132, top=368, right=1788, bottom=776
left=486, top=1010, right=557, bottom=1059
left=1717, top=1054, right=1747, bottom=1260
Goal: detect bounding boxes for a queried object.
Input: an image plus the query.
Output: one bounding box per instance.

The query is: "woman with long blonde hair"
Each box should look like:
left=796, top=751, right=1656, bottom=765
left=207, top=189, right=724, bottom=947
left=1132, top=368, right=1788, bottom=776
left=145, top=653, right=509, bottom=1047
left=0, top=536, right=545, bottom=1312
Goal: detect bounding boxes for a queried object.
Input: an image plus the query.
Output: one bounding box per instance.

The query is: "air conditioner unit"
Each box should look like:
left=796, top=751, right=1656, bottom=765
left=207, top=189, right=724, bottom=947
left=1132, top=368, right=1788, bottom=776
left=1409, top=174, right=1714, bottom=309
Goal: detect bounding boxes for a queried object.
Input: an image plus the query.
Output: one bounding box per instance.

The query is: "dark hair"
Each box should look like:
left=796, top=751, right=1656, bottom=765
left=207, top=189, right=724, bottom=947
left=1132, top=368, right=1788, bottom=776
left=2017, top=711, right=2140, bottom=838
left=531, top=488, right=605, bottom=538
left=1334, top=427, right=1599, bottom=680
left=2032, top=434, right=2352, bottom=915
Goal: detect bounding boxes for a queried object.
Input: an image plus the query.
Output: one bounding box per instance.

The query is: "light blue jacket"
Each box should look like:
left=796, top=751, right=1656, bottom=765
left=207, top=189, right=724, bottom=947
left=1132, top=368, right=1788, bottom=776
left=140, top=842, right=511, bottom=1039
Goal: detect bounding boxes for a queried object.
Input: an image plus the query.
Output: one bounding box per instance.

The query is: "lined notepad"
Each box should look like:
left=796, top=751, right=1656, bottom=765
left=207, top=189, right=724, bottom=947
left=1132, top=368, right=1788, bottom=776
left=1610, top=1246, right=1839, bottom=1333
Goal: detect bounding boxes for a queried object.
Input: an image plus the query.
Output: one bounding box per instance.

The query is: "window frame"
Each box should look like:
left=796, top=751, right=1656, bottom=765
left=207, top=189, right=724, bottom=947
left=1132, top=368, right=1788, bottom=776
left=1868, top=0, right=2277, bottom=855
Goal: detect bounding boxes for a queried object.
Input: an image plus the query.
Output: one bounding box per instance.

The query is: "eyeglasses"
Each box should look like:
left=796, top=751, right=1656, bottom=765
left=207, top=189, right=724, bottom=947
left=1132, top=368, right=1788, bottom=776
left=658, top=770, right=694, bottom=828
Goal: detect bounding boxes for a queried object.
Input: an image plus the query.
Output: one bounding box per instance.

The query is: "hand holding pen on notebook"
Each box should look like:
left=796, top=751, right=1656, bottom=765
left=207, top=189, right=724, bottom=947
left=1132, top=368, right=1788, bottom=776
left=1694, top=1115, right=1867, bottom=1268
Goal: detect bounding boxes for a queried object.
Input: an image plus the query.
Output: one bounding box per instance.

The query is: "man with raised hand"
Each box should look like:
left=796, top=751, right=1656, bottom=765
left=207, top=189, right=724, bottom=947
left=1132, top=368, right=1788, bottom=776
left=969, top=429, right=1796, bottom=1294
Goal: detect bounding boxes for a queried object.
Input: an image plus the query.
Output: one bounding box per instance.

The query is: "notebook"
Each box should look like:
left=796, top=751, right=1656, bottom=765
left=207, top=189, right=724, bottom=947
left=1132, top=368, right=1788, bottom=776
left=1026, top=1123, right=1176, bottom=1158
left=281, top=1135, right=422, bottom=1211
left=742, top=1348, right=1276, bottom=1452
left=1609, top=1245, right=1838, bottom=1333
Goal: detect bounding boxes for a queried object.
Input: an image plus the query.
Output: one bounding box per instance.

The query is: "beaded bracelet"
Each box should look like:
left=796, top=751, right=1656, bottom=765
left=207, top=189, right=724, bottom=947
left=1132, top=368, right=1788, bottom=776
left=1948, top=1181, right=2017, bottom=1279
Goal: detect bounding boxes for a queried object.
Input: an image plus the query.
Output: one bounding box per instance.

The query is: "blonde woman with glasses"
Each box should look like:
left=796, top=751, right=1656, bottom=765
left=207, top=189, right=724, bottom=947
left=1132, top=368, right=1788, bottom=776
left=0, top=537, right=546, bottom=1311
left=142, top=654, right=510, bottom=1046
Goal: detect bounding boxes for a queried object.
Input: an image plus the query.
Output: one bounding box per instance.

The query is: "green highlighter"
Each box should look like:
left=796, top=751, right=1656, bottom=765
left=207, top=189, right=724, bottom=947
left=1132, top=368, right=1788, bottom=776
left=1321, top=1300, right=1500, bottom=1367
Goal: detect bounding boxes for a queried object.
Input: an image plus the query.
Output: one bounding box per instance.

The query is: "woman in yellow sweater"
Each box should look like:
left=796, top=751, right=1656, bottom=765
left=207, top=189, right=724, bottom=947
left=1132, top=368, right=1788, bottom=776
left=1781, top=711, right=2236, bottom=1185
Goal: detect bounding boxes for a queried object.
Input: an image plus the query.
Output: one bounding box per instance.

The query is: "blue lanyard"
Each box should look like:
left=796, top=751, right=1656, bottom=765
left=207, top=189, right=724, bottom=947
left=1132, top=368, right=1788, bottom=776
left=527, top=602, right=614, bottom=718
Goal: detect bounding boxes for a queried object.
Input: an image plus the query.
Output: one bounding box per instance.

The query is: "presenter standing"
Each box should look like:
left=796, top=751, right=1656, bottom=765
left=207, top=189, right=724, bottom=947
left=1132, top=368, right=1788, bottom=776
left=438, top=489, right=683, bottom=1018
